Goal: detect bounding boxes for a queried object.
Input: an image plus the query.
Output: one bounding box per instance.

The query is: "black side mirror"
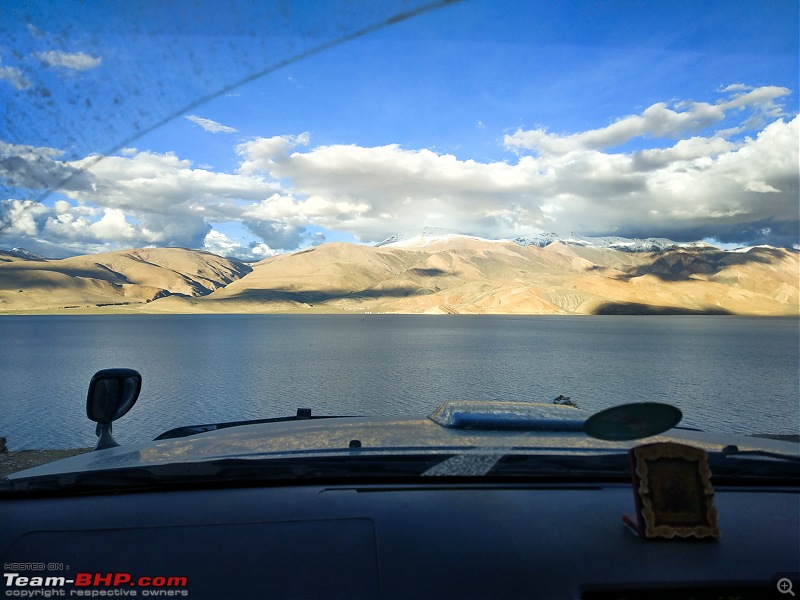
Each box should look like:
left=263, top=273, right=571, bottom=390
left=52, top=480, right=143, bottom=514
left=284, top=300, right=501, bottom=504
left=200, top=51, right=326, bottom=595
left=87, top=368, right=142, bottom=450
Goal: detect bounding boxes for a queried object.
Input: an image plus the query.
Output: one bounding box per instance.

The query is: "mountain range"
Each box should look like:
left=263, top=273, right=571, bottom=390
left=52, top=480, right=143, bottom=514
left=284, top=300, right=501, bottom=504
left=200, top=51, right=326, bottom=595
left=1, top=234, right=798, bottom=315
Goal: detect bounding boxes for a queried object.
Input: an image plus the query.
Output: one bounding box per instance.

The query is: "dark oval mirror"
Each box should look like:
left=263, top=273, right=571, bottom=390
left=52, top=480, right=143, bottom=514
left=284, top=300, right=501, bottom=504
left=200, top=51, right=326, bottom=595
left=583, top=402, right=682, bottom=441
left=86, top=368, right=142, bottom=424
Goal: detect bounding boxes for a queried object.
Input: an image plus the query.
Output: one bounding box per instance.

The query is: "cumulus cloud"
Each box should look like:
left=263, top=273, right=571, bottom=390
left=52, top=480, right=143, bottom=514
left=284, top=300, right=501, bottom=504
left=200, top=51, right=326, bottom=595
left=720, top=85, right=791, bottom=118
left=1, top=146, right=278, bottom=255
left=632, top=136, right=737, bottom=170
left=237, top=133, right=310, bottom=173
left=503, top=85, right=792, bottom=156
left=34, top=50, right=102, bottom=71
left=67, top=150, right=276, bottom=212
left=204, top=230, right=242, bottom=256
left=505, top=102, right=725, bottom=155
left=43, top=206, right=137, bottom=244
left=0, top=141, right=92, bottom=191
left=0, top=199, right=49, bottom=236
left=234, top=114, right=798, bottom=247
left=2, top=87, right=797, bottom=256
left=185, top=115, right=238, bottom=134
left=203, top=230, right=280, bottom=260
left=235, top=136, right=550, bottom=242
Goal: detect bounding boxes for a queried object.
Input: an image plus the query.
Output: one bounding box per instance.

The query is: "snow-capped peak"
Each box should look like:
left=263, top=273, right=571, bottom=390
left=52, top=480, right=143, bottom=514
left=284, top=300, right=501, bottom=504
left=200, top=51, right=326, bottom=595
left=376, top=227, right=484, bottom=248
left=2, top=247, right=47, bottom=261
left=515, top=233, right=718, bottom=253
left=377, top=229, right=720, bottom=252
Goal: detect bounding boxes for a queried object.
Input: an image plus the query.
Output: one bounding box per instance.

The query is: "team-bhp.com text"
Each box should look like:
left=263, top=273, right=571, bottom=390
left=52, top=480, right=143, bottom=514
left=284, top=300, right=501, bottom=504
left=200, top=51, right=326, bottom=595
left=4, top=573, right=188, bottom=597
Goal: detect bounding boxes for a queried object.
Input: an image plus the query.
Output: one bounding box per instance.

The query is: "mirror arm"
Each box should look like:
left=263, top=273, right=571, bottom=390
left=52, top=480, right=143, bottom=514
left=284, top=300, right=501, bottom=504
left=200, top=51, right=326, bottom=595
left=94, top=422, right=120, bottom=451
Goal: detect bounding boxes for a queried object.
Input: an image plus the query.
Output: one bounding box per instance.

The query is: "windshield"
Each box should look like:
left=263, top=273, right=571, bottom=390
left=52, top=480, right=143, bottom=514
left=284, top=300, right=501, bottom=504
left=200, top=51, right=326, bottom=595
left=0, top=0, right=798, bottom=480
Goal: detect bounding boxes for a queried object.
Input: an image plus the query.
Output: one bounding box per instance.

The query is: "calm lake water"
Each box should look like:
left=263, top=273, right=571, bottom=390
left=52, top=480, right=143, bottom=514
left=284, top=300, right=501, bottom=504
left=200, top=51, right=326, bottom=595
left=1, top=315, right=798, bottom=450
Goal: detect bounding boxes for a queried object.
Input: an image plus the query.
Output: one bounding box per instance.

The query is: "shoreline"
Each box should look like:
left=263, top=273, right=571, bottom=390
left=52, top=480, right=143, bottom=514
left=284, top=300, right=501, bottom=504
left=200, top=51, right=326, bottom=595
left=0, top=448, right=92, bottom=477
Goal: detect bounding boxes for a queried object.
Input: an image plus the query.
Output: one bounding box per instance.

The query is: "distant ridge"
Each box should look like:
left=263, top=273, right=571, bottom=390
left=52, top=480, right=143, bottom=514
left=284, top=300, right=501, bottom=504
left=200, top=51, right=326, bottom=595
left=376, top=227, right=469, bottom=247
left=0, top=248, right=47, bottom=261
left=377, top=229, right=718, bottom=253
left=513, top=234, right=716, bottom=253
left=1, top=240, right=797, bottom=315
left=0, top=247, right=251, bottom=313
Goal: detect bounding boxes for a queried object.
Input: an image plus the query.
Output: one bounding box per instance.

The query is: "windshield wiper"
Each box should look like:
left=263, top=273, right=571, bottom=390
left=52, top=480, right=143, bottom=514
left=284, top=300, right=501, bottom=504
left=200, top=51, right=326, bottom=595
left=154, top=408, right=357, bottom=440
left=720, top=444, right=800, bottom=463
left=702, top=446, right=800, bottom=483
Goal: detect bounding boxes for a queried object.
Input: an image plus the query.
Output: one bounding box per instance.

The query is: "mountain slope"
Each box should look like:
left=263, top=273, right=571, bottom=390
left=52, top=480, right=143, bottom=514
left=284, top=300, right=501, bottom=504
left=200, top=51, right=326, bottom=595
left=1, top=239, right=796, bottom=315
left=0, top=248, right=251, bottom=312
left=146, top=237, right=799, bottom=316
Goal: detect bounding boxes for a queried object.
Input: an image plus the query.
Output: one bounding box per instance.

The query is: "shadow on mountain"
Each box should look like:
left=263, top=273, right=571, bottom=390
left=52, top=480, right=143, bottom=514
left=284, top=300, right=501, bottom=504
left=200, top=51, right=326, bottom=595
left=593, top=302, right=733, bottom=315
left=628, top=247, right=791, bottom=281
left=407, top=267, right=448, bottom=277
left=0, top=271, right=71, bottom=289
left=212, top=285, right=427, bottom=305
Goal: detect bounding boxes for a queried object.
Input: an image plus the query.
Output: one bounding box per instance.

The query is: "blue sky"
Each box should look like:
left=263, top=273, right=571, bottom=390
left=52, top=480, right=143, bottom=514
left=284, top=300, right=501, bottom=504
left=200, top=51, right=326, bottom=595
left=1, top=0, right=798, bottom=258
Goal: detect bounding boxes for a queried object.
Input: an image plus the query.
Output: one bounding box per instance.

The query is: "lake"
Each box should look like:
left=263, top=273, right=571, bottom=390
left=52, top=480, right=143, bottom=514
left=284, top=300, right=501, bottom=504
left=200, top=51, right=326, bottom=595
left=1, top=315, right=798, bottom=450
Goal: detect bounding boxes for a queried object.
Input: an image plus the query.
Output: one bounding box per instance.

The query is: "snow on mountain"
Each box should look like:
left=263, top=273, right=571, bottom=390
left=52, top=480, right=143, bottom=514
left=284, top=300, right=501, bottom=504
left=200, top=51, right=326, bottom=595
left=514, top=234, right=717, bottom=252
left=376, top=227, right=485, bottom=248
left=2, top=247, right=48, bottom=261
left=730, top=244, right=797, bottom=253
left=378, top=229, right=718, bottom=253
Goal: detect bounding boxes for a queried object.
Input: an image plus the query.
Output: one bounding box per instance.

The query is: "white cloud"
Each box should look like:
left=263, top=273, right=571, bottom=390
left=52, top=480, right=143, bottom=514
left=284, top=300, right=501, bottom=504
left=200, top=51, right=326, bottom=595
left=0, top=65, right=31, bottom=90
left=632, top=136, right=737, bottom=169
left=0, top=141, right=91, bottom=191
left=720, top=86, right=791, bottom=118
left=185, top=115, right=238, bottom=134
left=503, top=85, right=792, bottom=156
left=504, top=102, right=725, bottom=155
left=237, top=133, right=311, bottom=173
left=203, top=230, right=242, bottom=256
left=203, top=229, right=279, bottom=259
left=35, top=51, right=102, bottom=71
left=67, top=150, right=277, bottom=212
left=89, top=208, right=137, bottom=240
left=2, top=147, right=278, bottom=254
left=235, top=137, right=551, bottom=242
left=1, top=199, right=48, bottom=236
left=3, top=88, right=798, bottom=255
left=719, top=83, right=752, bottom=93
left=234, top=114, right=798, bottom=246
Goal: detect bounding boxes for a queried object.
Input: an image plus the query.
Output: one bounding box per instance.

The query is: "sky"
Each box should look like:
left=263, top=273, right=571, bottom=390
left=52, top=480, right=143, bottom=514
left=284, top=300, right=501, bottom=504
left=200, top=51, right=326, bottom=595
left=0, top=0, right=798, bottom=259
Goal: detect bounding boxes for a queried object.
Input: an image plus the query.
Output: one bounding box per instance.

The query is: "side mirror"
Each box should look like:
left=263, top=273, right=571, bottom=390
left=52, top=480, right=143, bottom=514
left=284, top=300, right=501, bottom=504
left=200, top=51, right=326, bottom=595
left=87, top=368, right=142, bottom=450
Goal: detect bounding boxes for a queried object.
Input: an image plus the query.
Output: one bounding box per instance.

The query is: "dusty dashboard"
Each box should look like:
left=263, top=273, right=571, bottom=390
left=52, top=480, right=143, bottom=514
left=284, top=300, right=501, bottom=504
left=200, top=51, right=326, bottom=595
left=1, top=480, right=798, bottom=599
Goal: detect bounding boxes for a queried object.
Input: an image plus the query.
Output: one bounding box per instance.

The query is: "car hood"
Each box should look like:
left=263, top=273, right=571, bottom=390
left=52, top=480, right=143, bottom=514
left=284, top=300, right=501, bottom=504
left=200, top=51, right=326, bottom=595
left=6, top=406, right=799, bottom=481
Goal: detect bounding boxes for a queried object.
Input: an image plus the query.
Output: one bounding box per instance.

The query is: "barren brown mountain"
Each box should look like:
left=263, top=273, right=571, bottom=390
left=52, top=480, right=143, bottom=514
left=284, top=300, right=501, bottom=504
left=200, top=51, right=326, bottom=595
left=0, top=247, right=251, bottom=313
left=2, top=237, right=795, bottom=315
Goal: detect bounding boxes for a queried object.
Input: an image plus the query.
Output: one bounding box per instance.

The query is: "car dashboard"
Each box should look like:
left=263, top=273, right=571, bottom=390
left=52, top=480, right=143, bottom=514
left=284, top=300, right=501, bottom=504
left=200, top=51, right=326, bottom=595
left=1, top=476, right=798, bottom=599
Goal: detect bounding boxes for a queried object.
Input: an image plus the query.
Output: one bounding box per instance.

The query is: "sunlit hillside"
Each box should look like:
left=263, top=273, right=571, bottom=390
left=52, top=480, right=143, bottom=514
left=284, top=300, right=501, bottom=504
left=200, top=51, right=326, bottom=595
left=0, top=248, right=251, bottom=312
left=3, top=238, right=795, bottom=316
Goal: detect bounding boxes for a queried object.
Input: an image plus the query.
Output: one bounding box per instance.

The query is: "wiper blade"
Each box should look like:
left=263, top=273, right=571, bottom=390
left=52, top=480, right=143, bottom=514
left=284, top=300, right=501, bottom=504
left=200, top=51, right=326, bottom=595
left=704, top=446, right=800, bottom=482
left=154, top=408, right=357, bottom=440
left=720, top=444, right=800, bottom=463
